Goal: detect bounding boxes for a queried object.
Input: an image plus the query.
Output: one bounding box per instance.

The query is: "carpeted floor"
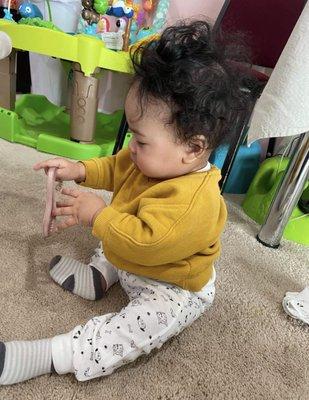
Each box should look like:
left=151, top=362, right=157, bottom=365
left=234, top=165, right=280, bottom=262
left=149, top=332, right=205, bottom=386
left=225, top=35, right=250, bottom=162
left=0, top=139, right=308, bottom=400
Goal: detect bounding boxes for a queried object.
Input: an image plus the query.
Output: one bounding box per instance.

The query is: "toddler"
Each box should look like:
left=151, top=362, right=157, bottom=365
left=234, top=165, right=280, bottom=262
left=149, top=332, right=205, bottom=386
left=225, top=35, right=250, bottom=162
left=0, top=20, right=252, bottom=385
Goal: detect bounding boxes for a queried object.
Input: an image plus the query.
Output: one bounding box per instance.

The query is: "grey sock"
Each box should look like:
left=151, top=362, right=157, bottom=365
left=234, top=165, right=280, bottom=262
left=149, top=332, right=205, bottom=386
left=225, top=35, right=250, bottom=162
left=49, top=256, right=105, bottom=300
left=0, top=338, right=52, bottom=385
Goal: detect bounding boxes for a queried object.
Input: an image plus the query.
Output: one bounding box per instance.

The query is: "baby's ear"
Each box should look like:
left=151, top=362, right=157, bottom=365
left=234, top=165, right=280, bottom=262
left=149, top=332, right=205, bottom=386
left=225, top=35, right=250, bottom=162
left=182, top=135, right=208, bottom=164
left=188, top=135, right=208, bottom=157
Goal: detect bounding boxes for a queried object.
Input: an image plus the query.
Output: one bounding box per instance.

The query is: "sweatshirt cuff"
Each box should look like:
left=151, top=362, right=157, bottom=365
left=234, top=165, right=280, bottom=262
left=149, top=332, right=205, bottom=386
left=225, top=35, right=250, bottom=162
left=51, top=332, right=74, bottom=375
left=79, top=159, right=102, bottom=188
left=92, top=206, right=120, bottom=239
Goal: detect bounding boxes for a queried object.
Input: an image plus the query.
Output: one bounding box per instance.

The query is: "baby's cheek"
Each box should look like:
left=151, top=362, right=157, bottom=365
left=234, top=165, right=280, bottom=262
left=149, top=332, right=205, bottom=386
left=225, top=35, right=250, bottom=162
left=141, top=159, right=158, bottom=177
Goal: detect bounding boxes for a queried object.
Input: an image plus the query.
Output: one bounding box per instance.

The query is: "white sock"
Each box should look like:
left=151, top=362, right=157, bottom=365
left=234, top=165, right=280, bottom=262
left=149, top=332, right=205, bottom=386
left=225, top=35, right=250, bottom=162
left=49, top=248, right=119, bottom=301
left=0, top=338, right=52, bottom=385
left=283, top=286, right=309, bottom=325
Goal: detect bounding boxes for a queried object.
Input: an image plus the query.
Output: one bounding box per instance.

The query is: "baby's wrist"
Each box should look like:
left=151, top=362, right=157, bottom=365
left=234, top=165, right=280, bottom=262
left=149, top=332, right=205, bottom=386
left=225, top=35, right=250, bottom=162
left=91, top=207, right=104, bottom=227
left=75, top=162, right=86, bottom=183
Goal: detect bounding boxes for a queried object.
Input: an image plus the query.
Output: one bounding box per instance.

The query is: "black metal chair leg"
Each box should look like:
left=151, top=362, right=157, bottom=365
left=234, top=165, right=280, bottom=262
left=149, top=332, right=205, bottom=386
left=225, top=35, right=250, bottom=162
left=113, top=112, right=129, bottom=155
left=266, top=137, right=276, bottom=158
left=220, top=112, right=251, bottom=193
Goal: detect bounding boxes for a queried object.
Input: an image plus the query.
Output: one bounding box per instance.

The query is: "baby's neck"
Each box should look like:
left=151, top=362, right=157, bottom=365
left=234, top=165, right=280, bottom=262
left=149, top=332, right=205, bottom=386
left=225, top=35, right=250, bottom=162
left=187, top=156, right=211, bottom=174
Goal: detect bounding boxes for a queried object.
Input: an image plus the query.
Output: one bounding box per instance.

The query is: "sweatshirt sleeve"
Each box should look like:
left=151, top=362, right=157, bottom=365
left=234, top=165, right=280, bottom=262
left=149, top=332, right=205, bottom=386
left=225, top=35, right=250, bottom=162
left=91, top=193, right=223, bottom=266
left=79, top=148, right=131, bottom=192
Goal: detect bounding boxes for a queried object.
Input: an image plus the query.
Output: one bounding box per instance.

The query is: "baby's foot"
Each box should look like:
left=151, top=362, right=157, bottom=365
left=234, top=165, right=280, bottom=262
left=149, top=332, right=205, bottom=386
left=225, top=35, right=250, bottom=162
left=49, top=248, right=118, bottom=300
left=49, top=256, right=106, bottom=300
left=0, top=339, right=52, bottom=385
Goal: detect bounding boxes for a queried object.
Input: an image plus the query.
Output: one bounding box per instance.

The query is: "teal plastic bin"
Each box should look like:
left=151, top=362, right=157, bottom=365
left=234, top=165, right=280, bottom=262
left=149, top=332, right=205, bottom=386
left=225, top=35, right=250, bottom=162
left=209, top=141, right=261, bottom=194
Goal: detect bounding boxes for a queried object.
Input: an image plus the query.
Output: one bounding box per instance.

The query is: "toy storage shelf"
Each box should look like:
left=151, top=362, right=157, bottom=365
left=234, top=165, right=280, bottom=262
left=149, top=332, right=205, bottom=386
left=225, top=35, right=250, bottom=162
left=0, top=19, right=132, bottom=75
left=0, top=94, right=132, bottom=159
left=0, top=19, right=133, bottom=159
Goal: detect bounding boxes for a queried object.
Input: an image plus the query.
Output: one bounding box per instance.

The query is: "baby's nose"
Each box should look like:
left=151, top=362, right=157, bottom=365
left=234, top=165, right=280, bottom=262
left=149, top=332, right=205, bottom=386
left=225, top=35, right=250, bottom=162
left=128, top=138, right=136, bottom=153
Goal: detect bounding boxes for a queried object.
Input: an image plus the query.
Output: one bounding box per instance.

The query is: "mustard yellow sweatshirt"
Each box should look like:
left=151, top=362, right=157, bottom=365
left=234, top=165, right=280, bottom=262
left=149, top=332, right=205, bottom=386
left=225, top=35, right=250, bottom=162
left=81, top=148, right=227, bottom=291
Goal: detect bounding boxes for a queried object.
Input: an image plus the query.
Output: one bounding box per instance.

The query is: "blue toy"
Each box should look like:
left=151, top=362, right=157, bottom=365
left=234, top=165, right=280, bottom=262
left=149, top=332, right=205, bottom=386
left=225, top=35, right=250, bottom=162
left=3, top=8, right=14, bottom=21
left=84, top=23, right=98, bottom=36
left=18, top=1, right=43, bottom=19
left=107, top=0, right=134, bottom=18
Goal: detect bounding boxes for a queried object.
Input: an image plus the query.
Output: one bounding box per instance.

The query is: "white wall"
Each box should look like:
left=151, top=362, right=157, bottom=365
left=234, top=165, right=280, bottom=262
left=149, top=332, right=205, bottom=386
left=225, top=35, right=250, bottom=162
left=167, top=0, right=225, bottom=24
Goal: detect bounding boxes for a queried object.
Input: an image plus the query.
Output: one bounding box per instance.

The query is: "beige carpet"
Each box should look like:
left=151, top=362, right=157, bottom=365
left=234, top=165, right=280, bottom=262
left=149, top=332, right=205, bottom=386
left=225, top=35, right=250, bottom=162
left=0, top=139, right=308, bottom=400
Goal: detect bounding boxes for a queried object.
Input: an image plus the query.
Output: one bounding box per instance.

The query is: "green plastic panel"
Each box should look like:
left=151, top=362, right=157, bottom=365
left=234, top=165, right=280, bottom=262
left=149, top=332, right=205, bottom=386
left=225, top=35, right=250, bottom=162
left=0, top=94, right=131, bottom=160
left=242, top=157, right=309, bottom=246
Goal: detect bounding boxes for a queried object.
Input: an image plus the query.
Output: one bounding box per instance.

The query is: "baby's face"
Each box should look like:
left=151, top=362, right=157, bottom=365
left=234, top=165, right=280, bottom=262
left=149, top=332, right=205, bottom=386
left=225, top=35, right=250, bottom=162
left=125, top=85, right=196, bottom=179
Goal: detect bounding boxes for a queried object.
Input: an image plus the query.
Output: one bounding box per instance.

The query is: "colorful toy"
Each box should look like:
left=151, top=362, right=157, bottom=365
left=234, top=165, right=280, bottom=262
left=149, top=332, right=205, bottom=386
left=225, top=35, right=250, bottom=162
left=18, top=17, right=62, bottom=31
left=142, top=0, right=153, bottom=12
left=16, top=0, right=58, bottom=29
left=18, top=1, right=43, bottom=19
left=84, top=22, right=98, bottom=35
left=97, top=15, right=110, bottom=32
left=115, top=17, right=127, bottom=30
left=93, top=0, right=109, bottom=15
left=3, top=8, right=13, bottom=20
left=1, top=0, right=13, bottom=20
left=130, top=0, right=170, bottom=44
left=100, top=16, right=127, bottom=50
left=106, top=0, right=134, bottom=18
left=2, top=0, right=54, bottom=24
left=78, top=0, right=134, bottom=50
left=81, top=0, right=100, bottom=24
left=77, top=0, right=169, bottom=50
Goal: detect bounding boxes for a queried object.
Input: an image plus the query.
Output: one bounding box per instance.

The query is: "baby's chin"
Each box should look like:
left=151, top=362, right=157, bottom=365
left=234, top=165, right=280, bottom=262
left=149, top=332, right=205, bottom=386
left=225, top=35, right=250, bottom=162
left=143, top=169, right=181, bottom=180
left=136, top=165, right=163, bottom=180
left=131, top=159, right=179, bottom=180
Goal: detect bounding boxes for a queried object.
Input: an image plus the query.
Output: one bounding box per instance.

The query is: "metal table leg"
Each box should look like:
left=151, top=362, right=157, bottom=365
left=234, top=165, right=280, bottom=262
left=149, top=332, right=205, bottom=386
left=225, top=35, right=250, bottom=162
left=257, top=132, right=309, bottom=248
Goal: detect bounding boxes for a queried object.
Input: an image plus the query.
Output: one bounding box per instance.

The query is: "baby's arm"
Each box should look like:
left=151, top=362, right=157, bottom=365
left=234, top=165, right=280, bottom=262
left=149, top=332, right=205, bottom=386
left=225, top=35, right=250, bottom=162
left=34, top=148, right=130, bottom=192
left=91, top=202, right=209, bottom=266
left=79, top=148, right=130, bottom=192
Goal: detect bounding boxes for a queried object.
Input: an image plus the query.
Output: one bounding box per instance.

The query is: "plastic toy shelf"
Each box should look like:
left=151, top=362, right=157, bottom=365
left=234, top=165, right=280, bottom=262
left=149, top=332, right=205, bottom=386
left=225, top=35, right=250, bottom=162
left=0, top=19, right=132, bottom=76
left=0, top=19, right=133, bottom=159
left=0, top=94, right=132, bottom=160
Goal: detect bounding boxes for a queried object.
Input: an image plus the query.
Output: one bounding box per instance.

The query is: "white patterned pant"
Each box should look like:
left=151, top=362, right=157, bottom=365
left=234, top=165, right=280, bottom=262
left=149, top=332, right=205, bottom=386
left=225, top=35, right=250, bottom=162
left=51, top=252, right=216, bottom=381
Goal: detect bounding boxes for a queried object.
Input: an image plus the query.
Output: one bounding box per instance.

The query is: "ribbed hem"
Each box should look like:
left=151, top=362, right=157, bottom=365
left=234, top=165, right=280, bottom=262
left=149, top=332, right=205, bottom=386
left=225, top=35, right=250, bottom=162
left=51, top=332, right=74, bottom=375
left=79, top=159, right=102, bottom=188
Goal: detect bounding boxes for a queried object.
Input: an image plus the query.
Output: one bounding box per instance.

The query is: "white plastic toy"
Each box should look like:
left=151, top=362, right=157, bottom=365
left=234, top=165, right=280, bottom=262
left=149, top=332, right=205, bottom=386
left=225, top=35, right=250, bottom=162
left=0, top=31, right=12, bottom=60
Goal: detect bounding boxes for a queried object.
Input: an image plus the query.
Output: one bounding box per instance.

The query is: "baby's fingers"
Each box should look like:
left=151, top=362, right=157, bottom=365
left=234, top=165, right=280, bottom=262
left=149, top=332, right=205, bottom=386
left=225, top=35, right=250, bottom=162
left=61, top=188, right=80, bottom=198
left=53, top=206, right=74, bottom=217
left=55, top=199, right=74, bottom=208
left=55, top=216, right=78, bottom=232
left=33, top=159, right=63, bottom=172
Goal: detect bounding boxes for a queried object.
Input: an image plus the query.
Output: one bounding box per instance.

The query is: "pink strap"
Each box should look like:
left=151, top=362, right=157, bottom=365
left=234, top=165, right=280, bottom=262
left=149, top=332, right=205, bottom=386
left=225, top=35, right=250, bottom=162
left=43, top=167, right=61, bottom=237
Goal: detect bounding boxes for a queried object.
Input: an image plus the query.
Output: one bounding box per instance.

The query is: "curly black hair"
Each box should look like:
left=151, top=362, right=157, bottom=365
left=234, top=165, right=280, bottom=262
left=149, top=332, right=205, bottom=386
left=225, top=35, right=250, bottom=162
left=130, top=20, right=260, bottom=150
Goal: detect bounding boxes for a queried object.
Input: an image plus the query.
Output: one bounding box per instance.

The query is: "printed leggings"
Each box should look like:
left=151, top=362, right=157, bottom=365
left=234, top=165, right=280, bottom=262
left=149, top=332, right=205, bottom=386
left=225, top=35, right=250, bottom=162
left=51, top=254, right=216, bottom=381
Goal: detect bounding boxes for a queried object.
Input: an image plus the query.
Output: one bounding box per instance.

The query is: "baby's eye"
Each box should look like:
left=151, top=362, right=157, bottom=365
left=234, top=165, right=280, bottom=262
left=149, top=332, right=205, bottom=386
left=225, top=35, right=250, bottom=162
left=137, top=141, right=146, bottom=146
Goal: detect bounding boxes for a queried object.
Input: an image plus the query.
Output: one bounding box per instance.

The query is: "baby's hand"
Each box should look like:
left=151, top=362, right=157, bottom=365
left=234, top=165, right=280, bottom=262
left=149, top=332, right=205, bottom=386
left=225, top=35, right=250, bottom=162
left=33, top=158, right=86, bottom=182
left=52, top=188, right=106, bottom=230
